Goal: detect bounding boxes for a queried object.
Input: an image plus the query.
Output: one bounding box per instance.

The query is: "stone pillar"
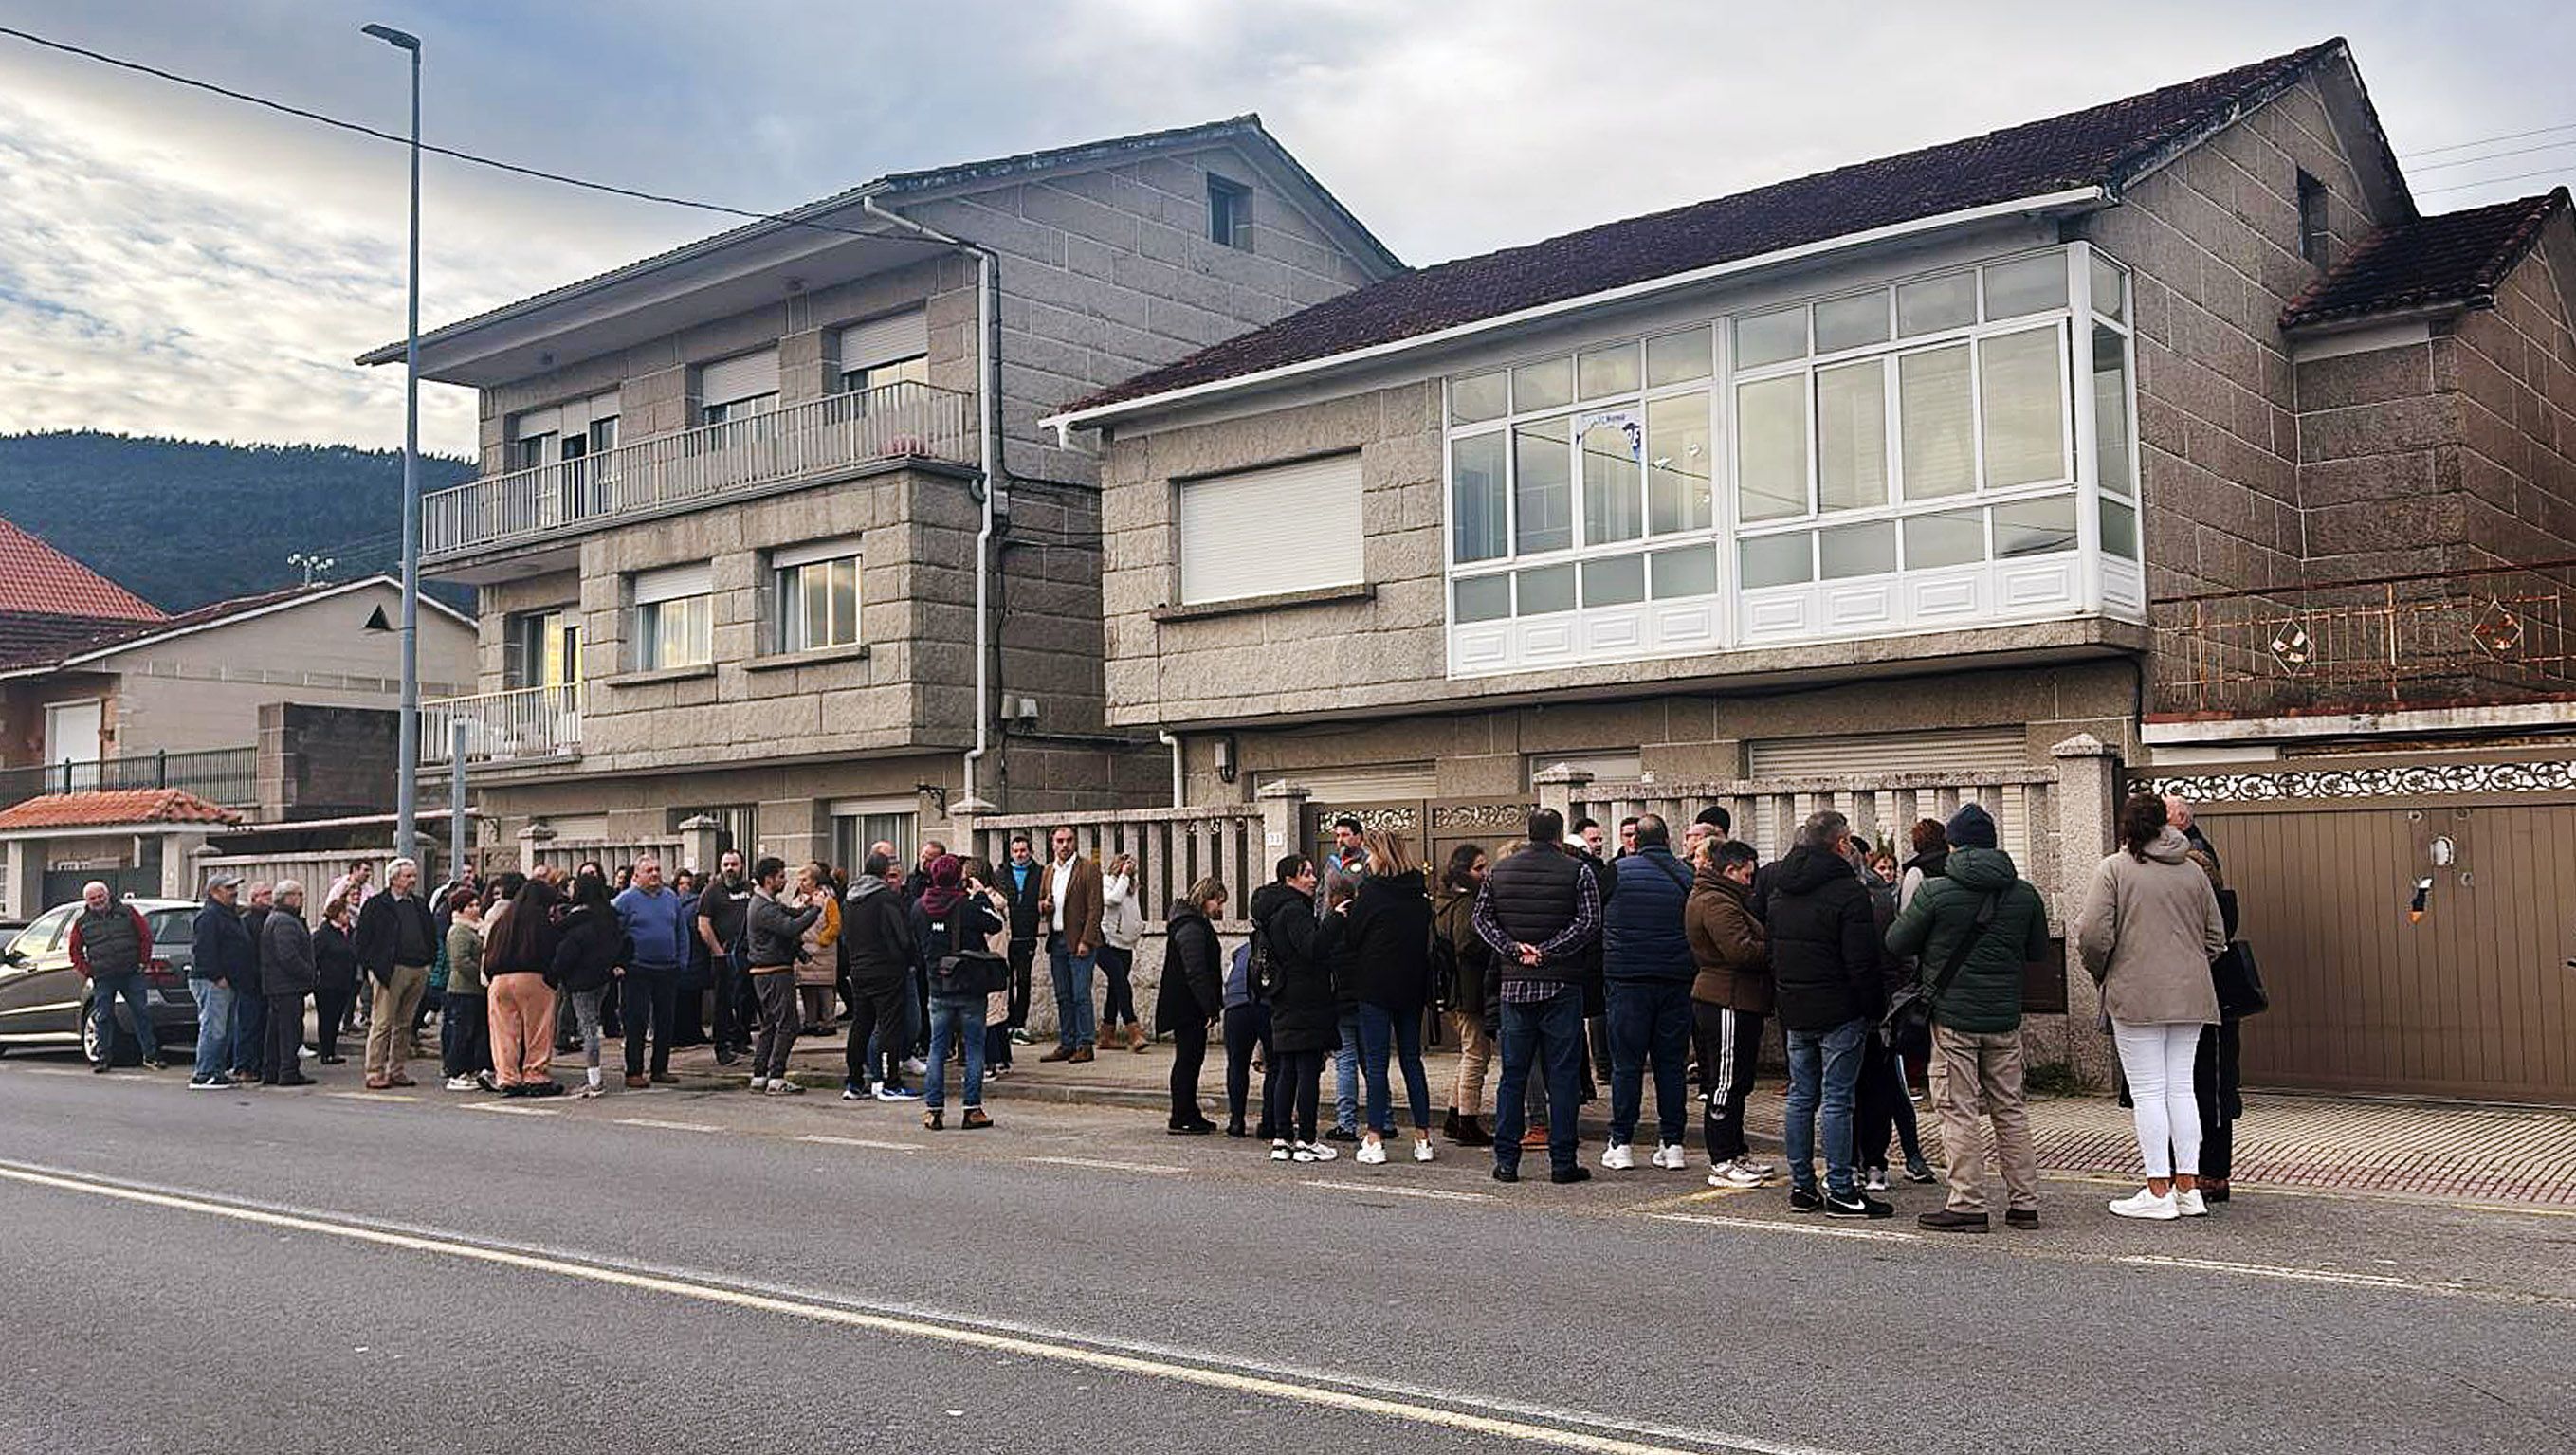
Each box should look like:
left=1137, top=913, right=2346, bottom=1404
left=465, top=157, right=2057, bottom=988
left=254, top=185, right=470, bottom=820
left=948, top=795, right=995, bottom=871
left=675, top=814, right=722, bottom=878
left=1254, top=780, right=1308, bottom=865
left=1530, top=764, right=1596, bottom=828
left=165, top=833, right=219, bottom=900
left=516, top=820, right=557, bottom=875
left=2043, top=733, right=2121, bottom=1086
left=0, top=840, right=35, bottom=920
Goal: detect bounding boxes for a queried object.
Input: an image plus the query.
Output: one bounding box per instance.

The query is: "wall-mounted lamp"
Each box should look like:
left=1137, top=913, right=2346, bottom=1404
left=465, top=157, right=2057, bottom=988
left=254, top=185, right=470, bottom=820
left=1214, top=735, right=1238, bottom=785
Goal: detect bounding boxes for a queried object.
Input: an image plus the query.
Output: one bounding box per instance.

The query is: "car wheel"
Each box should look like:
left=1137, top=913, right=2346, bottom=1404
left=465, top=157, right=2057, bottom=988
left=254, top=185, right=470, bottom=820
left=80, top=994, right=103, bottom=1064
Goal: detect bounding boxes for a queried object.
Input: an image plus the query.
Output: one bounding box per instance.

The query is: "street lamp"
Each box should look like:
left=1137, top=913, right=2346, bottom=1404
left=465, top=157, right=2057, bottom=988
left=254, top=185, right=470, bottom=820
left=363, top=22, right=423, bottom=865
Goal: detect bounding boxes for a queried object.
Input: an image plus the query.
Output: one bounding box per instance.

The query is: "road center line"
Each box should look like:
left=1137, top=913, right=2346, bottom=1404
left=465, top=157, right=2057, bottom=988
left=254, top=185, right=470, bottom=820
left=2119, top=1254, right=2432, bottom=1289
left=0, top=1158, right=1842, bottom=1455
left=1650, top=1212, right=1920, bottom=1244
left=1304, top=1179, right=1493, bottom=1202
left=795, top=1135, right=922, bottom=1153
left=1024, top=1155, right=1187, bottom=1174
left=616, top=1118, right=724, bottom=1134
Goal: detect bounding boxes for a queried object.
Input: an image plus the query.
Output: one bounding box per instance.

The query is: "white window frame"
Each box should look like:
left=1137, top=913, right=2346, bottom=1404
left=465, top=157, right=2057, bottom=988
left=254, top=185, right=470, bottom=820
left=1438, top=244, right=2141, bottom=677
left=630, top=563, right=715, bottom=671
left=1207, top=174, right=1252, bottom=250
left=769, top=537, right=863, bottom=654
left=829, top=798, right=919, bottom=874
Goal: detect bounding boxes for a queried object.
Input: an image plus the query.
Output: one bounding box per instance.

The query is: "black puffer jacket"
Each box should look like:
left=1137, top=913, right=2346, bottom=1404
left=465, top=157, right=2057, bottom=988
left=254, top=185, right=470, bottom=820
left=548, top=904, right=629, bottom=992
left=1329, top=869, right=1434, bottom=1012
left=1154, top=901, right=1223, bottom=1028
left=1251, top=882, right=1335, bottom=1054
left=1763, top=845, right=1883, bottom=1033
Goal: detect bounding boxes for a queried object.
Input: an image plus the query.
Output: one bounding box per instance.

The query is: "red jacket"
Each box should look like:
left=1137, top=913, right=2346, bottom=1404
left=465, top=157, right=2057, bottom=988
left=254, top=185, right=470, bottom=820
left=67, top=904, right=153, bottom=979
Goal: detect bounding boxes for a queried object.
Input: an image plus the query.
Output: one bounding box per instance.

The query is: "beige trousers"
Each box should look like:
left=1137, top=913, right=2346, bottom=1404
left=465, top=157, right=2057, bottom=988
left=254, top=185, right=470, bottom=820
left=1932, top=1024, right=2040, bottom=1213
left=363, top=963, right=429, bottom=1082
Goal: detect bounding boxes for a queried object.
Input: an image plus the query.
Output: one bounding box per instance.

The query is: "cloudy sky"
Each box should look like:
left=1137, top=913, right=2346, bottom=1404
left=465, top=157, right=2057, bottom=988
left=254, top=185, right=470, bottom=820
left=0, top=0, right=2568, bottom=460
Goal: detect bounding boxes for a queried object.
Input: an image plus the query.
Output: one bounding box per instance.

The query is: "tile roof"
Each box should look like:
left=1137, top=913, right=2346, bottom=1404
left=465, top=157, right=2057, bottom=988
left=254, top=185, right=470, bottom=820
left=1070, top=39, right=2355, bottom=413
left=359, top=116, right=1397, bottom=367
left=2280, top=189, right=2570, bottom=328
left=0, top=518, right=164, bottom=621
left=0, top=789, right=241, bottom=832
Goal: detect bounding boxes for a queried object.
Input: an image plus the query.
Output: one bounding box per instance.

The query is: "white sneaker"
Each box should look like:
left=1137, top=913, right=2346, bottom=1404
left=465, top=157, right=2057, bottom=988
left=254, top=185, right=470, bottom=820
left=443, top=1075, right=476, bottom=1092
left=1290, top=1143, right=1320, bottom=1163
left=300, top=1045, right=318, bottom=1059
left=765, top=1080, right=807, bottom=1096
left=573, top=1082, right=605, bottom=1100
left=2176, top=1189, right=2210, bottom=1217
left=2109, top=1187, right=2180, bottom=1221
left=1600, top=1143, right=1635, bottom=1171
left=1270, top=1140, right=1292, bottom=1162
left=1863, top=1167, right=1890, bottom=1192
left=1356, top=1139, right=1388, bottom=1166
left=1302, top=1141, right=1339, bottom=1163
left=1650, top=1143, right=1688, bottom=1171
left=1735, top=1155, right=1778, bottom=1178
left=1414, top=1137, right=1435, bottom=1163
left=1708, top=1158, right=1769, bottom=1190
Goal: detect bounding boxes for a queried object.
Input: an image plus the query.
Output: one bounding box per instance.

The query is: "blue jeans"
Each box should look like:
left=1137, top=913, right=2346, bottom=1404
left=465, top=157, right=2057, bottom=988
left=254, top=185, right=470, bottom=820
left=924, top=994, right=987, bottom=1112
left=1048, top=936, right=1095, bottom=1050
left=88, top=970, right=156, bottom=1064
left=1784, top=1017, right=1869, bottom=1198
left=189, top=977, right=235, bottom=1080
left=1491, top=985, right=1585, bottom=1173
left=1356, top=1003, right=1432, bottom=1135
left=1333, top=1009, right=1361, bottom=1132
left=1605, top=980, right=1693, bottom=1147
left=228, top=985, right=265, bottom=1076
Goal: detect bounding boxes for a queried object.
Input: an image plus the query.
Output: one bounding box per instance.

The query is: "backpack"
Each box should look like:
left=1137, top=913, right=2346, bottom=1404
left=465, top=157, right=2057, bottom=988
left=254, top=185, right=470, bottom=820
left=930, top=903, right=1009, bottom=998
left=1247, top=918, right=1276, bottom=1001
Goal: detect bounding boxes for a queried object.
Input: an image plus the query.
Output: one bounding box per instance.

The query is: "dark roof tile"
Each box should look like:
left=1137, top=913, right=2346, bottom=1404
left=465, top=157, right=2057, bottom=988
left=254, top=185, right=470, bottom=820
left=2280, top=190, right=2569, bottom=328
left=1072, top=41, right=2351, bottom=412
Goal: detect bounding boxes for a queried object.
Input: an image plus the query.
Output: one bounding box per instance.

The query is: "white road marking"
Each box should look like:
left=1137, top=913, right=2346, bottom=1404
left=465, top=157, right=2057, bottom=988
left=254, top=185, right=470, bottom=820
left=616, top=1118, right=723, bottom=1134
left=10, top=1067, right=93, bottom=1078
left=462, top=1101, right=557, bottom=1117
left=1650, top=1212, right=1919, bottom=1244
left=2120, top=1254, right=2430, bottom=1290
left=1024, top=1155, right=1187, bottom=1175
left=327, top=1091, right=420, bottom=1103
left=0, top=1159, right=1852, bottom=1455
left=795, top=1135, right=922, bottom=1154
left=1304, top=1179, right=1493, bottom=1202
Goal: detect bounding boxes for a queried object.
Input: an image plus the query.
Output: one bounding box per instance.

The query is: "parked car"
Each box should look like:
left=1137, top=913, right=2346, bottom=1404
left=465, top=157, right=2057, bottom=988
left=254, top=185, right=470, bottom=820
left=0, top=898, right=204, bottom=1063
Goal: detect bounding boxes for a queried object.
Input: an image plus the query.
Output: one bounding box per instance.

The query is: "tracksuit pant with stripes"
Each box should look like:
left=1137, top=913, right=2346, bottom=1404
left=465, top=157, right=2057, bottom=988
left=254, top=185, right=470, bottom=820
left=1691, top=1002, right=1764, bottom=1163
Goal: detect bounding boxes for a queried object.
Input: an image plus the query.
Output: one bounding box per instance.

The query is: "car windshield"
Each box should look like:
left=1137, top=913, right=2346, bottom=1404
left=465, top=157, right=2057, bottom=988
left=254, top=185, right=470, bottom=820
left=145, top=909, right=195, bottom=945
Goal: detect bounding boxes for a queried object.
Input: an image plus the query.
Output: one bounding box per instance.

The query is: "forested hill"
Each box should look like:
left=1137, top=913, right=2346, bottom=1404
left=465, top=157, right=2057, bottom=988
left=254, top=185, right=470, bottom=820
left=0, top=431, right=474, bottom=612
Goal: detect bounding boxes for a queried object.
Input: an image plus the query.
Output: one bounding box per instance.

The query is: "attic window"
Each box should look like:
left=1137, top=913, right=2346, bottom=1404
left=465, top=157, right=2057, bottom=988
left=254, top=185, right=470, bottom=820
left=1207, top=174, right=1252, bottom=250
left=2296, top=171, right=2329, bottom=266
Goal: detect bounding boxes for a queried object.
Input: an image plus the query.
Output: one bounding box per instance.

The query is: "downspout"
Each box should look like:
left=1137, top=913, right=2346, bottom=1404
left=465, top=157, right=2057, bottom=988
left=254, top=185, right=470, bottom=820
left=862, top=195, right=1001, bottom=809
left=1157, top=728, right=1183, bottom=809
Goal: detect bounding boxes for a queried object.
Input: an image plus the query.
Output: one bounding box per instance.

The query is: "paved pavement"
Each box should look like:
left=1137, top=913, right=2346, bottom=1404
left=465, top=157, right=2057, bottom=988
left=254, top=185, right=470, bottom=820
left=685, top=1027, right=2576, bottom=1208
left=4, top=1049, right=2572, bottom=1454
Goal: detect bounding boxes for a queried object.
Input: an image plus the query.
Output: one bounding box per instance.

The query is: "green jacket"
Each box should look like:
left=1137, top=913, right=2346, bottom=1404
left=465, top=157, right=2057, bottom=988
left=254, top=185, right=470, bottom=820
left=1883, top=846, right=2051, bottom=1034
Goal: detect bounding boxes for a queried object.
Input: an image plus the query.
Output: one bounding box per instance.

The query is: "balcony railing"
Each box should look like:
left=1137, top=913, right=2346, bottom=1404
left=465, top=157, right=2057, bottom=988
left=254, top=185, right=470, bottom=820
left=424, top=379, right=977, bottom=557
left=0, top=745, right=259, bottom=813
left=421, top=684, right=584, bottom=767
left=2150, top=557, right=2576, bottom=719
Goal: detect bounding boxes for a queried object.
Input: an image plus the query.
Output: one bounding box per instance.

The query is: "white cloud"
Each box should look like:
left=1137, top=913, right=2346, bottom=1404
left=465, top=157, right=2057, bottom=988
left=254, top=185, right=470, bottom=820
left=0, top=0, right=2567, bottom=453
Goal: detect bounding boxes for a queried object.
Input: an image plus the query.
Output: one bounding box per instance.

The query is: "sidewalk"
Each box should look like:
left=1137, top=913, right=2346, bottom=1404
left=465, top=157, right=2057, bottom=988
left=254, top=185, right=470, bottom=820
left=656, top=1034, right=2576, bottom=1208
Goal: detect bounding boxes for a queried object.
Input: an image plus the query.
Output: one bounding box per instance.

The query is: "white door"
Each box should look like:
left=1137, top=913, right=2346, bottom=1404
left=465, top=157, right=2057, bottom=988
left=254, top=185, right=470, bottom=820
left=43, top=700, right=102, bottom=791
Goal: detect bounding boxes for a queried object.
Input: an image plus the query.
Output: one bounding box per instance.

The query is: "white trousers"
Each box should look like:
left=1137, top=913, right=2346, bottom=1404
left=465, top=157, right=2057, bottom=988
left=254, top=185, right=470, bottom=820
left=2112, top=1020, right=2204, bottom=1179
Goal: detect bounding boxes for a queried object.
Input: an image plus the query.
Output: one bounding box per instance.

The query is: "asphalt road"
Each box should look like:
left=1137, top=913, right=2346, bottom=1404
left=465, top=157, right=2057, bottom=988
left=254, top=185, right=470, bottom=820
left=2, top=1054, right=2570, bottom=1455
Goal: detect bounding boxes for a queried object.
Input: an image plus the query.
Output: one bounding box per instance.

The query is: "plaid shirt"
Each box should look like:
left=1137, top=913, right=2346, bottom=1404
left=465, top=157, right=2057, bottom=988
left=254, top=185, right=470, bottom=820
left=1473, top=853, right=1600, bottom=1002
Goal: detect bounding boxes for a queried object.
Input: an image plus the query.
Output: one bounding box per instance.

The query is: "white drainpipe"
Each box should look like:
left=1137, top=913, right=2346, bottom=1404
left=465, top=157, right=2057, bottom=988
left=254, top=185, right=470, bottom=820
left=1157, top=728, right=1183, bottom=809
left=862, top=195, right=1000, bottom=808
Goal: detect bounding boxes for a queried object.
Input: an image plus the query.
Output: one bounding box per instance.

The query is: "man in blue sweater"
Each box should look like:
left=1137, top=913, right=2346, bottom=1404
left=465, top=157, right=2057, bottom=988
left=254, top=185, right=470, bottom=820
left=613, top=855, right=688, bottom=1088
left=1599, top=814, right=1696, bottom=1172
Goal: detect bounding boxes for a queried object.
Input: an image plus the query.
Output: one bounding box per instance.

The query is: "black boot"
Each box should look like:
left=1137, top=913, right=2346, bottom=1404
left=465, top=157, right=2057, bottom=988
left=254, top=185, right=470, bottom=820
left=1452, top=1114, right=1494, bottom=1148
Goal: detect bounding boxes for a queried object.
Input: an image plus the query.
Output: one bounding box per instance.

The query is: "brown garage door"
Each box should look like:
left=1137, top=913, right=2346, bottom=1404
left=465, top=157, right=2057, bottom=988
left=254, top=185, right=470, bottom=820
left=2195, top=796, right=2576, bottom=1104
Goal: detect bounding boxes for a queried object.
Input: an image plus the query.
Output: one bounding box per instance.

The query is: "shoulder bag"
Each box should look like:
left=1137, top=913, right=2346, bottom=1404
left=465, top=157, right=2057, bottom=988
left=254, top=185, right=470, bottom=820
left=931, top=905, right=1010, bottom=998
left=1879, top=889, right=1999, bottom=1055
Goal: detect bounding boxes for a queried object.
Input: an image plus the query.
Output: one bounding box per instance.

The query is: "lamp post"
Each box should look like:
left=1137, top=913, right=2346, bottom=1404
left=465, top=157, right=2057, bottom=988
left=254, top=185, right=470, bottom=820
left=363, top=22, right=423, bottom=864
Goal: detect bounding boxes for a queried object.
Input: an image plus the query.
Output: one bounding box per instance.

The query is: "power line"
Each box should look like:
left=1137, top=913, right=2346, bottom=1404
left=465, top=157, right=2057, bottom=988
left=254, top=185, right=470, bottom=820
left=0, top=23, right=888, bottom=241
left=2402, top=121, right=2576, bottom=159
left=2416, top=164, right=2575, bottom=197
left=2408, top=137, right=2576, bottom=173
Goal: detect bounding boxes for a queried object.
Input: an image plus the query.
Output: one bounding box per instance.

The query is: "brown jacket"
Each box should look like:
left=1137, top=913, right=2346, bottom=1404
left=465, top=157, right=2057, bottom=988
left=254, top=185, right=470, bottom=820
left=2074, top=828, right=2226, bottom=1027
left=1039, top=853, right=1105, bottom=955
left=1685, top=867, right=1771, bottom=1014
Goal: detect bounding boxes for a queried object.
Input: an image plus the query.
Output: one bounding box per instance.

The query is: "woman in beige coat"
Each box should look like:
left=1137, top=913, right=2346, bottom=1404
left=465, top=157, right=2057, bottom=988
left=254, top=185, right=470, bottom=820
left=2076, top=793, right=2228, bottom=1222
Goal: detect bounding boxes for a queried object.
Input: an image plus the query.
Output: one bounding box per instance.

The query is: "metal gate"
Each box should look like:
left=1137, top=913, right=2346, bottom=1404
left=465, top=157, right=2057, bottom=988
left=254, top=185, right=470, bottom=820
left=2154, top=761, right=2576, bottom=1105
left=1301, top=796, right=1534, bottom=882
left=42, top=842, right=162, bottom=912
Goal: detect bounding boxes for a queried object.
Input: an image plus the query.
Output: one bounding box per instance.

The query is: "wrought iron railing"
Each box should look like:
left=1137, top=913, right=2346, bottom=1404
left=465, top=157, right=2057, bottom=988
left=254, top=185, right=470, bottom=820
left=420, top=684, right=584, bottom=767
left=2150, top=557, right=2576, bottom=718
left=422, top=379, right=977, bottom=557
left=0, top=744, right=259, bottom=811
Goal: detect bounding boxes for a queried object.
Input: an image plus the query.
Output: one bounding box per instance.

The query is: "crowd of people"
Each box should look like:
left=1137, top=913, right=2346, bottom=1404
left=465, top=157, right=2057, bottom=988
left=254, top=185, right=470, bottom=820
left=89, top=791, right=2252, bottom=1226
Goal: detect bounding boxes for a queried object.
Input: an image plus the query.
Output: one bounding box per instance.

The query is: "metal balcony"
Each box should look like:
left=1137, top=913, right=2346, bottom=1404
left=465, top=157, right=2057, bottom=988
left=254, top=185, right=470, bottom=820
left=421, top=684, right=584, bottom=767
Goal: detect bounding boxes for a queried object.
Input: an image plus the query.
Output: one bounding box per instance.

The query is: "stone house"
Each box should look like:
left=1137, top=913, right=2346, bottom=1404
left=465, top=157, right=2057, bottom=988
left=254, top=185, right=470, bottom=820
left=363, top=118, right=1400, bottom=870
left=1048, top=40, right=2576, bottom=1101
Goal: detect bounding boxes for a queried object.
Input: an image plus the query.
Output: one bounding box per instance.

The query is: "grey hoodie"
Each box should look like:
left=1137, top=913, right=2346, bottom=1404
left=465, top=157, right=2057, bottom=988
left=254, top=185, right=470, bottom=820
left=2074, top=826, right=2226, bottom=1026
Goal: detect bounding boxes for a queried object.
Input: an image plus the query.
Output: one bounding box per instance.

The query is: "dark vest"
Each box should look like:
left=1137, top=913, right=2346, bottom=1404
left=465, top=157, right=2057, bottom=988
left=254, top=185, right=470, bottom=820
left=1602, top=846, right=1693, bottom=983
left=1481, top=846, right=1585, bottom=982
left=77, top=905, right=143, bottom=975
